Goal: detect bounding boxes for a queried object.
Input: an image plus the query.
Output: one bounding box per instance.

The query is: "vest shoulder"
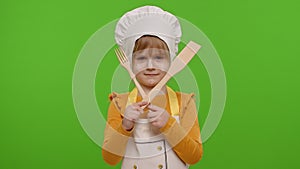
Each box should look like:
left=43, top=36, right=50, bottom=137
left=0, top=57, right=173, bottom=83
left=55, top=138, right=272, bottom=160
left=108, top=92, right=130, bottom=113
left=175, top=91, right=196, bottom=109
left=175, top=91, right=195, bottom=99
left=109, top=92, right=129, bottom=101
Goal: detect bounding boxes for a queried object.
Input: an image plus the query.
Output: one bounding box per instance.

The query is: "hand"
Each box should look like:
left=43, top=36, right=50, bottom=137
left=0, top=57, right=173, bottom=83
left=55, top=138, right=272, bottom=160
left=147, top=104, right=170, bottom=128
left=122, top=101, right=148, bottom=131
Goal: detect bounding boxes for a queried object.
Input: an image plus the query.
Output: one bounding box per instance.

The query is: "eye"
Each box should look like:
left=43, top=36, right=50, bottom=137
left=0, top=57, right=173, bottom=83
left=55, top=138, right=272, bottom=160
left=136, top=56, right=146, bottom=60
left=154, top=56, right=164, bottom=60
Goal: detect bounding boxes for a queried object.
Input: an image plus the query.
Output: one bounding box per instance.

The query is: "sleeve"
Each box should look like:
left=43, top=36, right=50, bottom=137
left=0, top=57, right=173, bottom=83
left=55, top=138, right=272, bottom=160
left=102, top=94, right=133, bottom=166
left=159, top=94, right=203, bottom=164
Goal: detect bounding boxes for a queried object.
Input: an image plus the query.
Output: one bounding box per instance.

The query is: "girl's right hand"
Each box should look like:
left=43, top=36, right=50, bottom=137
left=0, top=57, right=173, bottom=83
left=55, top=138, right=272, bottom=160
left=122, top=101, right=148, bottom=131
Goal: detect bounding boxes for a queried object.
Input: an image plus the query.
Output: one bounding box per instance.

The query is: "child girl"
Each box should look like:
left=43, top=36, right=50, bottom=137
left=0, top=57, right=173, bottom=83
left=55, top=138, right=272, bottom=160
left=102, top=6, right=203, bottom=169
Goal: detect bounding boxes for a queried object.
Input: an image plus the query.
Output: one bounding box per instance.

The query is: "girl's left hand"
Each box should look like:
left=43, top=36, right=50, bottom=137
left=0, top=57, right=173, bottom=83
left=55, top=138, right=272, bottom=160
left=147, top=104, right=170, bottom=128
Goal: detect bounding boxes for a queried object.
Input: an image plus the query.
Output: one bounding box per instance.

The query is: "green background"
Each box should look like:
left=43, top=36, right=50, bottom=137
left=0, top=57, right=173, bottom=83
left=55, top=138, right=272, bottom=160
left=1, top=0, right=299, bottom=169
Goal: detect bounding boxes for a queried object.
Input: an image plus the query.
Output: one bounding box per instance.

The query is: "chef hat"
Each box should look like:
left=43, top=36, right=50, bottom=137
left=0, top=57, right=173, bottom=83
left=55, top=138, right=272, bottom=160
left=115, top=5, right=182, bottom=63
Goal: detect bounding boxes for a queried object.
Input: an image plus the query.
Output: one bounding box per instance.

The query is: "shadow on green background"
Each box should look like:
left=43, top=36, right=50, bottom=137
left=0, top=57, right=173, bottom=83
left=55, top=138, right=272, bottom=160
left=1, top=0, right=299, bottom=168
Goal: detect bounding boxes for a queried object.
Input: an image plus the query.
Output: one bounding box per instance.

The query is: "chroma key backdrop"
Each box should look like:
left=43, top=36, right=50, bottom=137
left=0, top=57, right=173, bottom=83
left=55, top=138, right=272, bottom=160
left=1, top=0, right=299, bottom=169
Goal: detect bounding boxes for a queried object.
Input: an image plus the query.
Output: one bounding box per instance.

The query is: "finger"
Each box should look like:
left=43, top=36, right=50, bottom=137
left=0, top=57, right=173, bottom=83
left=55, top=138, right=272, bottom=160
left=148, top=115, right=156, bottom=122
left=131, top=104, right=143, bottom=112
left=133, top=110, right=143, bottom=117
left=148, top=108, right=165, bottom=118
left=131, top=105, right=142, bottom=113
left=147, top=104, right=161, bottom=111
left=148, top=112, right=161, bottom=123
left=137, top=101, right=149, bottom=107
left=151, top=120, right=160, bottom=127
left=124, top=110, right=142, bottom=120
left=147, top=110, right=159, bottom=118
left=127, top=104, right=137, bottom=111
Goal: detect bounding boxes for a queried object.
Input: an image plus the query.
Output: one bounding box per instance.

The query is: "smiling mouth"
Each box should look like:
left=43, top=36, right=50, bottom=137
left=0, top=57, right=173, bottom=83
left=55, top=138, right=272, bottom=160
left=144, top=73, right=159, bottom=76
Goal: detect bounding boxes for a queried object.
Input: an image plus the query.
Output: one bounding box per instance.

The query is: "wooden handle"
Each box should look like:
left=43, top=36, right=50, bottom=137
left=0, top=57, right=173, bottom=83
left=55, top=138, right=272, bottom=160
left=142, top=41, right=201, bottom=106
left=147, top=73, right=172, bottom=102
left=128, top=71, right=147, bottom=100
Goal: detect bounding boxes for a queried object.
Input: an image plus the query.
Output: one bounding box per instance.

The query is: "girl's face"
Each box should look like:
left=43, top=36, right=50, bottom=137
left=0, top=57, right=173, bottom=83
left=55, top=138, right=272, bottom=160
left=132, top=47, right=170, bottom=89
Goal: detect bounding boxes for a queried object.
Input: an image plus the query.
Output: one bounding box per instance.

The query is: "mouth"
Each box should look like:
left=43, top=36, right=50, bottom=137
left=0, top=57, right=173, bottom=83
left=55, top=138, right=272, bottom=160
left=144, top=73, right=160, bottom=77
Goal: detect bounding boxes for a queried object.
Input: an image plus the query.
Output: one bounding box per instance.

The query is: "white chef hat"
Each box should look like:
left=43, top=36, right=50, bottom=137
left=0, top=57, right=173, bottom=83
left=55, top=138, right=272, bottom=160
left=115, top=5, right=182, bottom=63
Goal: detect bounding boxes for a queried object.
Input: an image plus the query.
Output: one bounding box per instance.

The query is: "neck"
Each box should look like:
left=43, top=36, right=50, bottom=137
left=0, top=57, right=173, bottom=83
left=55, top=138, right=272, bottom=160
left=138, top=85, right=167, bottom=97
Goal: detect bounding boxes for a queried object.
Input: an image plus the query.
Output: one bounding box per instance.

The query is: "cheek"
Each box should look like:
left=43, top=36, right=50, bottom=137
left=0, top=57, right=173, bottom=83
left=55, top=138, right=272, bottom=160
left=159, top=63, right=170, bottom=72
left=154, top=60, right=170, bottom=72
left=159, top=71, right=167, bottom=78
left=135, top=71, right=148, bottom=84
left=132, top=63, right=145, bottom=74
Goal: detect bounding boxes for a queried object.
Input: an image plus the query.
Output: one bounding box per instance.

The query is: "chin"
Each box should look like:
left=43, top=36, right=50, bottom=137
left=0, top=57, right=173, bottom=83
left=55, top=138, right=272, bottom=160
left=137, top=77, right=160, bottom=88
left=144, top=80, right=159, bottom=88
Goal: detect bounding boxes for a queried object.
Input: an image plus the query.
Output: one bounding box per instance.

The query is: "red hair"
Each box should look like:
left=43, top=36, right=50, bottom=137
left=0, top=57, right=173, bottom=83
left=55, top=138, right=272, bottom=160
left=133, top=35, right=170, bottom=56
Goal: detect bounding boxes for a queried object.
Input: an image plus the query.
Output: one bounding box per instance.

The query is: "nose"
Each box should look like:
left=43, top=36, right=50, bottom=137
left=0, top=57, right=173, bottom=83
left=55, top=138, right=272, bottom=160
left=146, top=59, right=154, bottom=69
